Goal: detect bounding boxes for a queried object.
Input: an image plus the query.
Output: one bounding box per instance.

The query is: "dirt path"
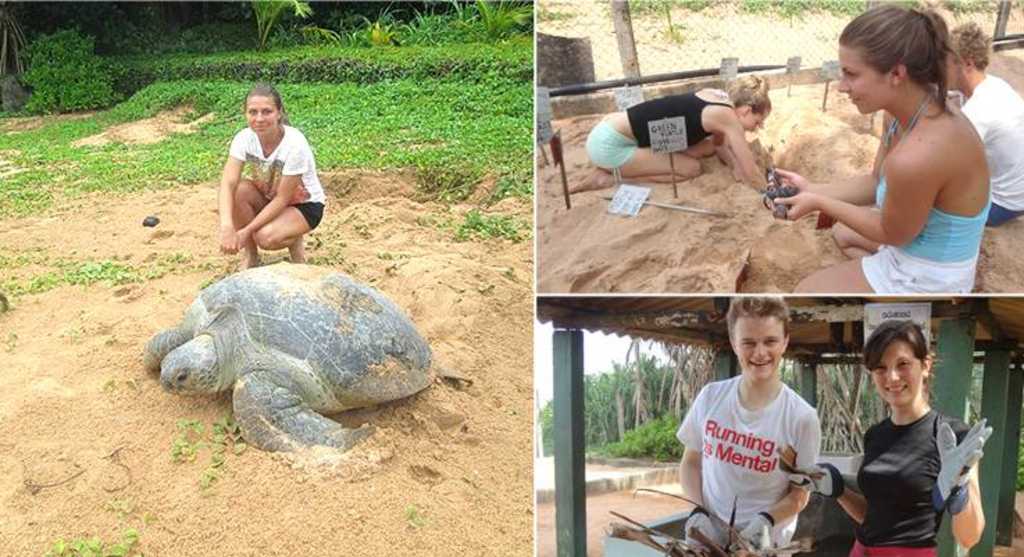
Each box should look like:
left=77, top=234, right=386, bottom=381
left=0, top=170, right=533, bottom=555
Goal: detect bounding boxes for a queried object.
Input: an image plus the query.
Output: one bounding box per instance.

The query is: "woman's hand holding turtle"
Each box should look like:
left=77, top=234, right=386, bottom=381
left=773, top=168, right=810, bottom=191
left=773, top=191, right=821, bottom=221
left=933, top=419, right=993, bottom=514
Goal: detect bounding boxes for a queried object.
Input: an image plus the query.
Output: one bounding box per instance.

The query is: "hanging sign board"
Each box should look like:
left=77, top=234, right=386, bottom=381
left=786, top=56, right=802, bottom=74
left=607, top=184, right=651, bottom=217
left=719, top=57, right=739, bottom=81
left=648, top=116, right=688, bottom=154
left=614, top=86, right=645, bottom=111
left=821, top=60, right=841, bottom=81
left=863, top=303, right=932, bottom=347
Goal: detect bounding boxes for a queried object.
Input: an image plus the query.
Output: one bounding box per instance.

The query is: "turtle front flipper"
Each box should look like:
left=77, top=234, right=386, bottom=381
left=143, top=328, right=191, bottom=373
left=233, top=369, right=374, bottom=452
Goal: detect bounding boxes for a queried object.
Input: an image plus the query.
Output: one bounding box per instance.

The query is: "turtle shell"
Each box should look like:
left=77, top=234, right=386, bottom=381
left=198, top=264, right=431, bottom=407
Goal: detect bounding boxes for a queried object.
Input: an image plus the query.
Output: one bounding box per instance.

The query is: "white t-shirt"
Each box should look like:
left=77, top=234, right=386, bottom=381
left=961, top=75, right=1024, bottom=210
left=677, top=376, right=820, bottom=546
left=228, top=125, right=325, bottom=205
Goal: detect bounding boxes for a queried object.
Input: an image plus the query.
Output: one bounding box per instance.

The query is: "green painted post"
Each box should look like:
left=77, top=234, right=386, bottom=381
left=553, top=329, right=586, bottom=557
left=714, top=347, right=734, bottom=381
left=996, top=364, right=1023, bottom=546
left=975, top=349, right=1010, bottom=557
left=799, top=361, right=817, bottom=408
left=932, top=317, right=976, bottom=557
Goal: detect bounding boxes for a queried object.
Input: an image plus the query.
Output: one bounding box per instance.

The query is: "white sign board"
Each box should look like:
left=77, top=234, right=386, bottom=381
left=537, top=119, right=553, bottom=144
left=648, top=116, right=688, bottom=154
left=864, top=303, right=932, bottom=347
left=607, top=184, right=651, bottom=217
left=821, top=60, right=841, bottom=81
left=614, top=86, right=645, bottom=111
left=786, top=56, right=802, bottom=74
left=536, top=86, right=554, bottom=144
left=719, top=57, right=739, bottom=81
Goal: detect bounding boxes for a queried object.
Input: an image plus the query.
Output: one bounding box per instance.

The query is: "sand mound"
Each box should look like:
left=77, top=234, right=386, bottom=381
left=0, top=170, right=532, bottom=555
left=73, top=106, right=215, bottom=147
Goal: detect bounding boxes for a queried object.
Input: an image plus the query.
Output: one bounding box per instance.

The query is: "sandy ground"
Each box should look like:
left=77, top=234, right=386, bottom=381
left=538, top=1, right=1024, bottom=82
left=536, top=50, right=1024, bottom=294
left=0, top=141, right=533, bottom=554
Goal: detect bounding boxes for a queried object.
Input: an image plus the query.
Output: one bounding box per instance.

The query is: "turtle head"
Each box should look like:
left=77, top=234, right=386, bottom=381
left=160, top=334, right=228, bottom=394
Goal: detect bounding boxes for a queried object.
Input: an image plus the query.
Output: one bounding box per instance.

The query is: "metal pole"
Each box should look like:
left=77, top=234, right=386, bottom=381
left=669, top=153, right=678, bottom=198
left=822, top=81, right=830, bottom=112
left=994, top=0, right=1011, bottom=41
left=553, top=330, right=586, bottom=557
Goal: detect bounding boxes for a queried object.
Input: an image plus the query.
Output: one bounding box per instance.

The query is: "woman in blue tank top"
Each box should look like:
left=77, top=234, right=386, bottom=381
left=574, top=75, right=772, bottom=193
left=771, top=6, right=990, bottom=293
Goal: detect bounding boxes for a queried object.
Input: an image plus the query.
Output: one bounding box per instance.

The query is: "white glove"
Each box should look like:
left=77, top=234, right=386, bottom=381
left=738, top=512, right=773, bottom=551
left=684, top=509, right=725, bottom=550
left=933, top=419, right=992, bottom=513
left=788, top=462, right=844, bottom=498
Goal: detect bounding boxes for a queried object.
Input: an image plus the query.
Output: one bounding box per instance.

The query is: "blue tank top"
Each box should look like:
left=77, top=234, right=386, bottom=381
left=875, top=178, right=989, bottom=262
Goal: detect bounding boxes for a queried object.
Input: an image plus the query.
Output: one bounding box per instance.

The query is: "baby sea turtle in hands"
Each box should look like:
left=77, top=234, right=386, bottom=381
left=763, top=168, right=799, bottom=219
left=143, top=264, right=436, bottom=452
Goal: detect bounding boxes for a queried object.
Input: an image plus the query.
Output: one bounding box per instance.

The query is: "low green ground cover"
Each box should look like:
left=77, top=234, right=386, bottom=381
left=0, top=76, right=531, bottom=218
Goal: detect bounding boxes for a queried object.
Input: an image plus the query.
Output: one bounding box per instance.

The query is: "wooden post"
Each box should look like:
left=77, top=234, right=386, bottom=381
left=553, top=329, right=586, bottom=557
left=975, top=349, right=1011, bottom=556
left=996, top=360, right=1023, bottom=546
left=610, top=0, right=641, bottom=79
left=713, top=347, right=735, bottom=381
left=799, top=360, right=818, bottom=408
left=932, top=316, right=976, bottom=557
left=994, top=0, right=1011, bottom=40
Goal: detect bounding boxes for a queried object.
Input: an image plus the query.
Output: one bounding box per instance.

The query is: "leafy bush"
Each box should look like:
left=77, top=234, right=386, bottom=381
left=105, top=40, right=532, bottom=97
left=602, top=414, right=684, bottom=462
left=23, top=29, right=119, bottom=113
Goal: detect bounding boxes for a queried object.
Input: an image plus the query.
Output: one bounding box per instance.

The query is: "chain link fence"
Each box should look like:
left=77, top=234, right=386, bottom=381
left=538, top=0, right=1024, bottom=85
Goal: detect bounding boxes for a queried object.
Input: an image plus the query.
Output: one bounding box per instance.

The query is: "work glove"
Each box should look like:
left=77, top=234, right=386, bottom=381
left=787, top=462, right=845, bottom=498
left=932, top=419, right=992, bottom=514
left=684, top=508, right=725, bottom=550
left=738, top=512, right=774, bottom=551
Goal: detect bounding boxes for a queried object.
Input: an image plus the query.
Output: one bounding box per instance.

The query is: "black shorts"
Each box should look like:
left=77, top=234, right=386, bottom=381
left=292, top=202, right=324, bottom=230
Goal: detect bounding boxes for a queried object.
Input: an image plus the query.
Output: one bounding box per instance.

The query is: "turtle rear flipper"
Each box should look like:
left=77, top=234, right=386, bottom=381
left=233, top=369, right=374, bottom=452
left=143, top=328, right=191, bottom=373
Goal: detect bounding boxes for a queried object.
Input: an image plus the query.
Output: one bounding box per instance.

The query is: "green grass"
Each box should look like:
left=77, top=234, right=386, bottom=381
left=170, top=416, right=247, bottom=491
left=454, top=209, right=528, bottom=242
left=45, top=529, right=140, bottom=557
left=0, top=252, right=207, bottom=297
left=0, top=77, right=532, bottom=217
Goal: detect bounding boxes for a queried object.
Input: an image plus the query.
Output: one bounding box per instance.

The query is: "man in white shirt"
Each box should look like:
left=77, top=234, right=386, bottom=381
left=676, top=297, right=820, bottom=552
left=949, top=22, right=1024, bottom=227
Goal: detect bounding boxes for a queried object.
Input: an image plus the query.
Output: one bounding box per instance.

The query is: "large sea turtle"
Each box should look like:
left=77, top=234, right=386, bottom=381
left=143, top=264, right=433, bottom=452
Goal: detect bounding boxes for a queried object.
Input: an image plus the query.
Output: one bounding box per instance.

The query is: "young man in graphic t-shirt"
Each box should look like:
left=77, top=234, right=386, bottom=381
left=676, top=297, right=820, bottom=551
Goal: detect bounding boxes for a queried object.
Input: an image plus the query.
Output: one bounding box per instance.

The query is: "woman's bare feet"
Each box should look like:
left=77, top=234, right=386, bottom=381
left=288, top=238, right=306, bottom=264
left=239, top=249, right=260, bottom=270
left=569, top=168, right=616, bottom=194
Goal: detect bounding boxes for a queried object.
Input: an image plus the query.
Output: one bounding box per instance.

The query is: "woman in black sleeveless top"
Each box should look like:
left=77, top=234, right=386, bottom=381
left=575, top=74, right=772, bottom=193
left=790, top=320, right=990, bottom=556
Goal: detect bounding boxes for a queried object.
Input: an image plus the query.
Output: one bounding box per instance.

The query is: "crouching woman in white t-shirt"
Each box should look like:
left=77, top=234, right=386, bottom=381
left=218, top=84, right=326, bottom=269
left=677, top=297, right=821, bottom=552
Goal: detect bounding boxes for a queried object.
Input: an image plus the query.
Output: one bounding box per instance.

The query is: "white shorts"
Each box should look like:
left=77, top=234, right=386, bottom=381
left=861, top=245, right=978, bottom=293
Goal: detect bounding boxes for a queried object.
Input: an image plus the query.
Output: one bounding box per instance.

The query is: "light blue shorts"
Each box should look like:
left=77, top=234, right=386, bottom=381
left=585, top=120, right=637, bottom=169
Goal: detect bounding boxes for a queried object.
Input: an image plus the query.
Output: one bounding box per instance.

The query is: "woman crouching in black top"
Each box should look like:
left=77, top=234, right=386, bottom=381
left=574, top=75, right=772, bottom=193
left=790, top=320, right=991, bottom=556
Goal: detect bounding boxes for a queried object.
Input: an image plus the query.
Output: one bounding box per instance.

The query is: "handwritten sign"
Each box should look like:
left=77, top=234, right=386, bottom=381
left=786, top=56, right=802, bottom=74
left=821, top=60, right=841, bottom=81
left=607, top=184, right=651, bottom=217
left=719, top=57, right=739, bottom=81
left=614, top=86, right=645, bottom=111
left=864, top=303, right=932, bottom=346
left=537, top=87, right=554, bottom=144
left=648, top=116, right=688, bottom=154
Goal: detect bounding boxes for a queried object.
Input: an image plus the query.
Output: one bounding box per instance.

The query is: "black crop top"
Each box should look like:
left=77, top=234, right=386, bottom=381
left=855, top=410, right=969, bottom=547
left=626, top=93, right=732, bottom=148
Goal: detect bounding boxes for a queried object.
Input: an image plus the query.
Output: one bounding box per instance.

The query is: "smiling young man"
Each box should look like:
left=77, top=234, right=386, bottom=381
left=676, top=297, right=821, bottom=552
